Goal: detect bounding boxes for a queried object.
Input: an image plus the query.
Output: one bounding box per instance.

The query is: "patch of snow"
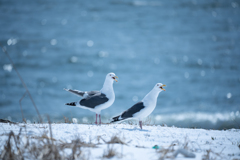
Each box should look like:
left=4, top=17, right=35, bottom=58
left=0, top=123, right=239, bottom=160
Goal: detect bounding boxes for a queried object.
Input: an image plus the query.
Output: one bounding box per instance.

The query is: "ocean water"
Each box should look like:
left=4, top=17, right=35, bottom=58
left=1, top=0, right=240, bottom=129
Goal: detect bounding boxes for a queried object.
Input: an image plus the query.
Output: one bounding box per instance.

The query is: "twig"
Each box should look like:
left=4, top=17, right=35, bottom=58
left=19, top=91, right=27, bottom=123
left=47, top=116, right=53, bottom=145
left=0, top=43, right=42, bottom=123
left=100, top=135, right=128, bottom=145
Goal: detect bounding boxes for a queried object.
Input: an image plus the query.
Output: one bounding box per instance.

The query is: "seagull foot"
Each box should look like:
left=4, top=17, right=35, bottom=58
left=95, top=114, right=98, bottom=125
left=139, top=121, right=143, bottom=130
left=99, top=114, right=101, bottom=126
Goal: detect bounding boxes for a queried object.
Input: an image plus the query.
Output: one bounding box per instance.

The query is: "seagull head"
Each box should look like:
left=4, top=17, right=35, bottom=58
left=107, top=72, right=118, bottom=82
left=155, top=83, right=166, bottom=91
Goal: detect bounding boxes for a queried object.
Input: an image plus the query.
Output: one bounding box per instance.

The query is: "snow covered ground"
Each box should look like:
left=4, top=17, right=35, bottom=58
left=0, top=122, right=239, bottom=160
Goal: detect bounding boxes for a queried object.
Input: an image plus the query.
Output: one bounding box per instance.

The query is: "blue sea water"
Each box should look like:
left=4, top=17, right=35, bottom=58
left=0, top=0, right=240, bottom=129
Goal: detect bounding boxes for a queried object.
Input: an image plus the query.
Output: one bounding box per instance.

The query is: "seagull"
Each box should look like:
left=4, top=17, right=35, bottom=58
left=64, top=72, right=118, bottom=125
left=110, top=83, right=166, bottom=129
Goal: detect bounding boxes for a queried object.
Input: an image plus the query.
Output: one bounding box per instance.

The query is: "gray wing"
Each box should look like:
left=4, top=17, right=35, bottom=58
left=64, top=88, right=84, bottom=97
left=79, top=93, right=109, bottom=109
left=64, top=88, right=100, bottom=97
left=86, top=91, right=101, bottom=96
left=121, top=102, right=145, bottom=119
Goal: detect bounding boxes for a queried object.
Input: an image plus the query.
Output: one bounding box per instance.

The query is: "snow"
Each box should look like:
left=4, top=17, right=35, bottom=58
left=0, top=123, right=239, bottom=160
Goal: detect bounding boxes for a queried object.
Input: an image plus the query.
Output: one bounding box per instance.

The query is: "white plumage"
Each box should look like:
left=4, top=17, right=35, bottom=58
left=65, top=72, right=118, bottom=124
left=111, top=83, right=166, bottom=129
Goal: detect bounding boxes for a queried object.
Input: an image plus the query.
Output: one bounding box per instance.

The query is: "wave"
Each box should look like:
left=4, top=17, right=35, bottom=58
left=153, top=112, right=240, bottom=129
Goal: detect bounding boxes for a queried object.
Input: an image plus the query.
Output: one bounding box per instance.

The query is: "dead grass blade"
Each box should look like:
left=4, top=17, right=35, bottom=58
left=102, top=144, right=119, bottom=159
left=63, top=116, right=71, bottom=123
left=0, top=43, right=42, bottom=123
left=1, top=129, right=23, bottom=160
left=100, top=135, right=128, bottom=145
left=158, top=141, right=178, bottom=160
left=19, top=91, right=27, bottom=123
left=143, top=116, right=155, bottom=126
left=202, top=147, right=226, bottom=160
left=157, top=136, right=199, bottom=160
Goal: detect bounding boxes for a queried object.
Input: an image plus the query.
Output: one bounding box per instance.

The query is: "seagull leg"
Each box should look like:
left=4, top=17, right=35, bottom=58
left=139, top=121, right=143, bottom=129
left=99, top=114, right=101, bottom=125
left=95, top=114, right=98, bottom=125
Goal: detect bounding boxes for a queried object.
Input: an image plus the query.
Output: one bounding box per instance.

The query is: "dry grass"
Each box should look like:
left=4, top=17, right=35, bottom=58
left=156, top=136, right=228, bottom=160
left=63, top=116, right=71, bottom=124
left=99, top=135, right=126, bottom=159
left=0, top=121, right=95, bottom=160
left=102, top=144, right=118, bottom=159
left=143, top=116, right=155, bottom=126
left=202, top=148, right=226, bottom=160
left=157, top=141, right=178, bottom=160
left=157, top=136, right=200, bottom=160
left=100, top=135, right=128, bottom=145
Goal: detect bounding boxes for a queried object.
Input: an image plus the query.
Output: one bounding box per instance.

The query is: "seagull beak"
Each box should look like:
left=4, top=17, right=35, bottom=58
left=160, top=84, right=166, bottom=91
left=112, top=76, right=118, bottom=82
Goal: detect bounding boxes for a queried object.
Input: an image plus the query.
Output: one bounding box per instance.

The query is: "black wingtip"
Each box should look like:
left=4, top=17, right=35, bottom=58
left=110, top=115, right=121, bottom=123
left=65, top=102, right=76, bottom=106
